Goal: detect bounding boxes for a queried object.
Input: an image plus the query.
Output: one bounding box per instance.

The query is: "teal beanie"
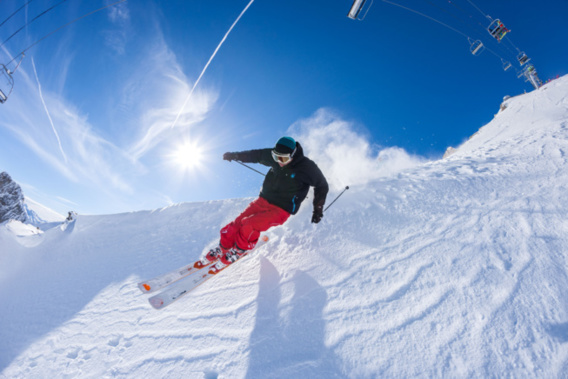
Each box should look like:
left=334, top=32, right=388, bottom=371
left=274, top=136, right=296, bottom=154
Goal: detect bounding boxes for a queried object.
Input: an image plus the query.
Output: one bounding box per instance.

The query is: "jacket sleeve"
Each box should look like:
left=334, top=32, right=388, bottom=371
left=309, top=163, right=329, bottom=210
left=230, top=149, right=274, bottom=167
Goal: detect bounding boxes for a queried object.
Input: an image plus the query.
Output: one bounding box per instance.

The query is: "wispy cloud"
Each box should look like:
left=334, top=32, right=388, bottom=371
left=0, top=48, right=137, bottom=195
left=128, top=0, right=257, bottom=160
left=104, top=0, right=131, bottom=55
left=106, top=0, right=130, bottom=23
left=0, top=10, right=221, bottom=206
left=126, top=32, right=218, bottom=160
left=31, top=57, right=67, bottom=163
left=0, top=1, right=251, bottom=212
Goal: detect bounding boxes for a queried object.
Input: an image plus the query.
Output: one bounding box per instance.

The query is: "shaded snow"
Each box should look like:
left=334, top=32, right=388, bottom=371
left=3, top=220, right=41, bottom=238
left=1, top=76, right=568, bottom=378
left=23, top=197, right=65, bottom=226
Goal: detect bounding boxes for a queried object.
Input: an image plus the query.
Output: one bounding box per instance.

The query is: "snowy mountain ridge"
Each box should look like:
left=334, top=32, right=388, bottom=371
left=0, top=171, right=26, bottom=224
left=1, top=75, right=568, bottom=378
left=0, top=171, right=64, bottom=227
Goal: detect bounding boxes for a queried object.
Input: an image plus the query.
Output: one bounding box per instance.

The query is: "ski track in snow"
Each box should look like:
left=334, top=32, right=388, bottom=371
left=2, top=76, right=568, bottom=377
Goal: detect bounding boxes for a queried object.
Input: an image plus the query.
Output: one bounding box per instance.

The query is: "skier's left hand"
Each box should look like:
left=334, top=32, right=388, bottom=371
left=223, top=152, right=238, bottom=162
left=311, top=206, right=323, bottom=224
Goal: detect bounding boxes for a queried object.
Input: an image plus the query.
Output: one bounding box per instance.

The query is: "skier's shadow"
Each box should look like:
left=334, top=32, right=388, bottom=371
left=246, top=256, right=341, bottom=378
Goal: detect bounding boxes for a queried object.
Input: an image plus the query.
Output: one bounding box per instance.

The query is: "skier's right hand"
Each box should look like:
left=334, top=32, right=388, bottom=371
left=223, top=152, right=238, bottom=162
left=311, top=205, right=324, bottom=224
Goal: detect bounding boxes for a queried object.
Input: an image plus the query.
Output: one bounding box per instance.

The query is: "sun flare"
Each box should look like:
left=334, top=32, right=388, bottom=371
left=172, top=142, right=204, bottom=170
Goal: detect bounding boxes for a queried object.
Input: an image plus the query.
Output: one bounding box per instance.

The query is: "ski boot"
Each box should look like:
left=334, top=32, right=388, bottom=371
left=208, top=246, right=248, bottom=274
left=194, top=245, right=228, bottom=269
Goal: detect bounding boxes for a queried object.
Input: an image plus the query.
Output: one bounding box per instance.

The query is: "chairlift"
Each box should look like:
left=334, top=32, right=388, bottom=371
left=469, top=39, right=484, bottom=56
left=517, top=52, right=530, bottom=66
left=501, top=59, right=512, bottom=71
left=347, top=0, right=373, bottom=20
left=0, top=64, right=14, bottom=104
left=487, top=18, right=509, bottom=42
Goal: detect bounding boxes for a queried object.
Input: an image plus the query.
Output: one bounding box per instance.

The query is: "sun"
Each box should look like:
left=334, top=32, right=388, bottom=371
left=172, top=141, right=204, bottom=171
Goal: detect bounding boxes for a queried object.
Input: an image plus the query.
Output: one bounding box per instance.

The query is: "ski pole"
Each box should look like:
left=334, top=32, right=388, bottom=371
left=235, top=160, right=266, bottom=177
left=324, top=186, right=349, bottom=212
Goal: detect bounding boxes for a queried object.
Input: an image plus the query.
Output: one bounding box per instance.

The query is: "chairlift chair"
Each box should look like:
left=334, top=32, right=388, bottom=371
left=502, top=59, right=512, bottom=71
left=524, top=64, right=537, bottom=79
left=469, top=39, right=484, bottom=56
left=517, top=52, right=530, bottom=66
left=347, top=0, right=373, bottom=20
left=0, top=64, right=14, bottom=104
left=487, top=19, right=509, bottom=42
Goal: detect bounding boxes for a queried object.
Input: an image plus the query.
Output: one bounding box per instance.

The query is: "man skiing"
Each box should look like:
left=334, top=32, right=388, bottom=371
left=200, top=136, right=329, bottom=271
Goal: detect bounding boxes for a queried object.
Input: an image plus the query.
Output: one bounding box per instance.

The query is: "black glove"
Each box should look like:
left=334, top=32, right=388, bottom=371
left=223, top=152, right=238, bottom=162
left=311, top=205, right=323, bottom=224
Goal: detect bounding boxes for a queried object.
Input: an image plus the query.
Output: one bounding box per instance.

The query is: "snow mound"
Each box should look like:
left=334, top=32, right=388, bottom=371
left=3, top=220, right=42, bottom=237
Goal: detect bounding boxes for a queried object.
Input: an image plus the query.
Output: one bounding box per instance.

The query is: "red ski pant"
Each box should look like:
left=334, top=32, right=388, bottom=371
left=220, top=197, right=290, bottom=251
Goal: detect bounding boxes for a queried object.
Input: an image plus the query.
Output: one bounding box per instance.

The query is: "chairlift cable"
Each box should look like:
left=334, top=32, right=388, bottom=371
left=424, top=0, right=470, bottom=29
left=444, top=0, right=525, bottom=68
left=503, top=36, right=522, bottom=54
left=0, top=0, right=69, bottom=49
left=0, top=0, right=36, bottom=29
left=478, top=43, right=515, bottom=70
left=381, top=0, right=469, bottom=39
left=501, top=38, right=520, bottom=56
left=427, top=0, right=488, bottom=44
left=381, top=0, right=516, bottom=72
left=463, top=0, right=488, bottom=19
left=5, top=0, right=128, bottom=70
left=457, top=0, right=522, bottom=59
left=446, top=0, right=479, bottom=24
left=445, top=0, right=490, bottom=36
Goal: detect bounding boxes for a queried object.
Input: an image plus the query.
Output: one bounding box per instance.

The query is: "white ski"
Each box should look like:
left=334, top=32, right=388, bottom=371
left=145, top=235, right=270, bottom=310
left=137, top=260, right=213, bottom=294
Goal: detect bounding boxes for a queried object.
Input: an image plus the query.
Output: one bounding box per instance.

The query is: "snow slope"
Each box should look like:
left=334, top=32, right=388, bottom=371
left=23, top=197, right=66, bottom=226
left=1, top=76, right=568, bottom=378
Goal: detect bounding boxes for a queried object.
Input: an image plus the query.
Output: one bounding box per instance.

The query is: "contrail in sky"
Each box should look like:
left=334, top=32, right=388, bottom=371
left=170, top=0, right=255, bottom=129
left=32, top=57, right=68, bottom=163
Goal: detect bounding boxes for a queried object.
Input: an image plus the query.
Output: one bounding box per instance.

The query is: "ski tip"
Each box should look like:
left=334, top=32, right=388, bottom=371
left=138, top=282, right=152, bottom=293
left=149, top=296, right=165, bottom=310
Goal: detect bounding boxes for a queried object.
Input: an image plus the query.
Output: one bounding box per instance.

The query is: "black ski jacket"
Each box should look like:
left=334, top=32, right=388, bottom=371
left=229, top=142, right=328, bottom=215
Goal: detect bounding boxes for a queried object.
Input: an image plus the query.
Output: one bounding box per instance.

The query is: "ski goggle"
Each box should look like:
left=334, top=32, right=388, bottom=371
left=271, top=150, right=292, bottom=164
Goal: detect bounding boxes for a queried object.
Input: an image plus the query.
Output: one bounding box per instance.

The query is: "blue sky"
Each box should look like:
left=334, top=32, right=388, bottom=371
left=0, top=0, right=566, bottom=216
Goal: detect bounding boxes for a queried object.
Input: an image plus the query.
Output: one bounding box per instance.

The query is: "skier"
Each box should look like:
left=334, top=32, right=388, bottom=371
left=200, top=136, right=329, bottom=270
